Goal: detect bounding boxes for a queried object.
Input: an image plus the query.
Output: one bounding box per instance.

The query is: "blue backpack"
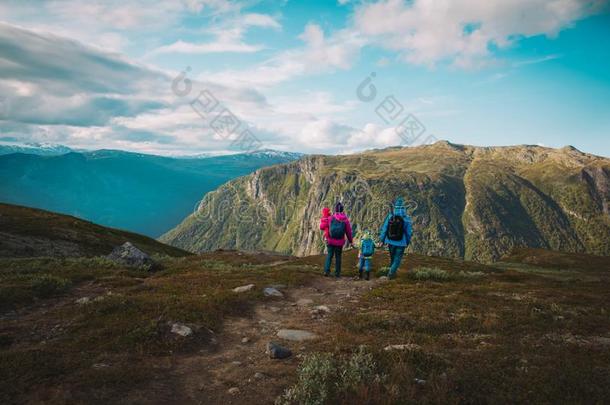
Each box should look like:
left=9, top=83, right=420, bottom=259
left=329, top=218, right=346, bottom=239
left=361, top=238, right=374, bottom=257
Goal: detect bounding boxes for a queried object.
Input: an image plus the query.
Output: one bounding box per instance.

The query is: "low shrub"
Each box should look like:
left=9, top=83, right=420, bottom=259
left=31, top=275, right=72, bottom=298
left=277, top=346, right=383, bottom=405
left=406, top=267, right=486, bottom=282
left=407, top=267, right=452, bottom=281
left=375, top=267, right=390, bottom=278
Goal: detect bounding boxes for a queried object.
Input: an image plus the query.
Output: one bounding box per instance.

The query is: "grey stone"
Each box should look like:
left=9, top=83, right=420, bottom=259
left=277, top=329, right=317, bottom=342
left=233, top=284, right=255, bottom=293
left=384, top=343, right=421, bottom=351
left=266, top=342, right=292, bottom=359
left=171, top=323, right=193, bottom=337
left=313, top=305, right=330, bottom=313
left=241, top=337, right=250, bottom=344
left=296, top=298, right=314, bottom=306
left=228, top=387, right=240, bottom=395
left=106, top=242, right=155, bottom=270
left=75, top=297, right=90, bottom=305
left=254, top=372, right=265, bottom=379
left=263, top=287, right=284, bottom=297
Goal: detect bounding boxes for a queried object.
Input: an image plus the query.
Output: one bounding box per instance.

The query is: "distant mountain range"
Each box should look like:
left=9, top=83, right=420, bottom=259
left=0, top=147, right=302, bottom=237
left=161, top=141, right=610, bottom=262
left=0, top=142, right=77, bottom=156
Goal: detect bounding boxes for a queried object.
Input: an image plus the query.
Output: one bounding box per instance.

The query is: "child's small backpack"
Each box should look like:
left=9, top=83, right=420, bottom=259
left=361, top=237, right=375, bottom=257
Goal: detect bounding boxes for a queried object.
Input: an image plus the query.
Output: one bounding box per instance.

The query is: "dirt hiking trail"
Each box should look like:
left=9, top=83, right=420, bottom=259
left=125, top=275, right=385, bottom=404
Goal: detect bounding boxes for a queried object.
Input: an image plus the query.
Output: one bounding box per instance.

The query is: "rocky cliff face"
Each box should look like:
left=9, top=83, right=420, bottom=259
left=160, top=142, right=610, bottom=261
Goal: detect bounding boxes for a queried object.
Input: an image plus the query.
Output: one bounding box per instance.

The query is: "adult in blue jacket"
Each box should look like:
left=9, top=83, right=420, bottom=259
left=379, top=198, right=413, bottom=279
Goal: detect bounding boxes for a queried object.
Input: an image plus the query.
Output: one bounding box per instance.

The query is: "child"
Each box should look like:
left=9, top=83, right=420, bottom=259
left=358, top=230, right=375, bottom=280
left=319, top=207, right=331, bottom=242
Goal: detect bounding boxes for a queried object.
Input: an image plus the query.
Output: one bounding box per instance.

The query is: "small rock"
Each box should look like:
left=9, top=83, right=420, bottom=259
left=269, top=306, right=281, bottom=312
left=384, top=344, right=421, bottom=351
left=379, top=276, right=389, bottom=282
left=296, top=298, right=314, bottom=306
left=313, top=305, right=330, bottom=313
left=277, top=329, right=317, bottom=342
left=263, top=287, right=284, bottom=297
left=92, top=363, right=110, bottom=369
left=228, top=387, right=240, bottom=395
left=414, top=378, right=426, bottom=385
left=233, top=284, right=255, bottom=293
left=171, top=323, right=193, bottom=337
left=254, top=372, right=265, bottom=379
left=241, top=337, right=250, bottom=344
left=266, top=342, right=292, bottom=359
left=232, top=361, right=242, bottom=366
left=75, top=297, right=90, bottom=305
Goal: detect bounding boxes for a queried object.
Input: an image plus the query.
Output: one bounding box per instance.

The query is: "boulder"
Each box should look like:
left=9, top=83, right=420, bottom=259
left=107, top=242, right=155, bottom=270
left=266, top=342, right=292, bottom=359
left=233, top=284, right=255, bottom=293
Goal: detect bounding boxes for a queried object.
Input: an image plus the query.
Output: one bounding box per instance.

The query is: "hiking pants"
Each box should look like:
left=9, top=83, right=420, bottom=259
left=358, top=256, right=371, bottom=273
left=388, top=245, right=406, bottom=277
left=324, top=245, right=343, bottom=277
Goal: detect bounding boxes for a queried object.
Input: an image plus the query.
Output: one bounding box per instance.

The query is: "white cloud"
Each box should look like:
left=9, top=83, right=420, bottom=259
left=148, top=11, right=280, bottom=55
left=353, top=0, right=605, bottom=67
left=0, top=0, right=239, bottom=51
left=242, top=13, right=282, bottom=29
left=202, top=23, right=365, bottom=87
left=150, top=39, right=264, bottom=54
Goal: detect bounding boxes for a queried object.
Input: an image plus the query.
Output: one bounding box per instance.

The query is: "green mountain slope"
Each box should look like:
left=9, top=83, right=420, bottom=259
left=0, top=149, right=301, bottom=237
left=161, top=142, right=609, bottom=261
left=0, top=203, right=190, bottom=258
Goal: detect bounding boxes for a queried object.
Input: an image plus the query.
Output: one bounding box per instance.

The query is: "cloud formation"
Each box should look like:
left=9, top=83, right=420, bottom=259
left=353, top=0, right=605, bottom=67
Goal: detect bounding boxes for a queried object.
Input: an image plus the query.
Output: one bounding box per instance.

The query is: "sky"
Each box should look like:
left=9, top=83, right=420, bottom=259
left=0, top=0, right=609, bottom=156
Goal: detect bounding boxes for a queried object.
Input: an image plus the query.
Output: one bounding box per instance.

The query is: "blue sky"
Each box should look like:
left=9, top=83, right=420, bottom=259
left=0, top=0, right=608, bottom=156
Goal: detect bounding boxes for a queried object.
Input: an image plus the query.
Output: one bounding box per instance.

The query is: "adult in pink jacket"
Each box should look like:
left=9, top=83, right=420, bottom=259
left=319, top=202, right=353, bottom=277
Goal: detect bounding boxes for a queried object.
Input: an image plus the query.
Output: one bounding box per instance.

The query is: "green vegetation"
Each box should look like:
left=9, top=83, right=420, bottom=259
left=0, top=252, right=314, bottom=404
left=326, top=250, right=610, bottom=404
left=0, top=248, right=609, bottom=403
left=406, top=267, right=485, bottom=282
left=163, top=142, right=610, bottom=262
left=277, top=347, right=383, bottom=405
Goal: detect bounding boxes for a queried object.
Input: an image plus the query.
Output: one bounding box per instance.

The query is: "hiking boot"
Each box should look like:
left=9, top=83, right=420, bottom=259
left=358, top=270, right=363, bottom=279
left=365, top=272, right=370, bottom=281
left=323, top=272, right=330, bottom=277
left=388, top=273, right=396, bottom=280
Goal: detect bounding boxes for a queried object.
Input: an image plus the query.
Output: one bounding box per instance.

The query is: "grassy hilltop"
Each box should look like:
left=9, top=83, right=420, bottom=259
left=1, top=245, right=609, bottom=404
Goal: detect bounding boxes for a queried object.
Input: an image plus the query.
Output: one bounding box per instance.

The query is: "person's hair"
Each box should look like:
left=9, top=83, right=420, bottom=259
left=334, top=202, right=344, bottom=213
